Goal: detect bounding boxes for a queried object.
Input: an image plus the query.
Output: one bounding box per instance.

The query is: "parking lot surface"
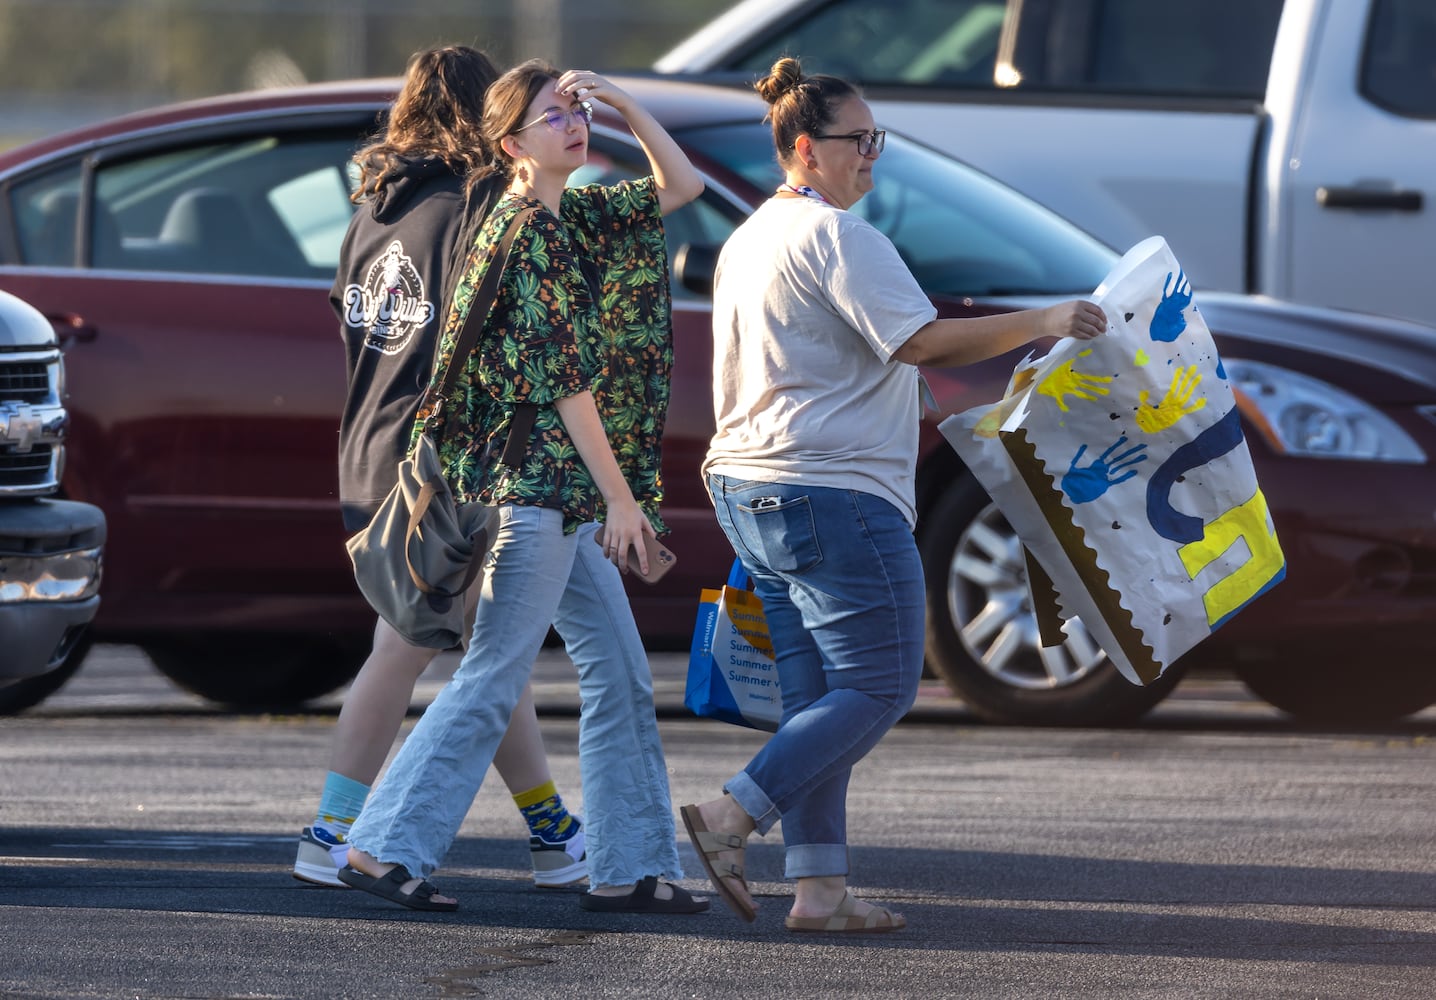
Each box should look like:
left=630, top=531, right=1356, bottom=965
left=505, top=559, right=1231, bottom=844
left=1, top=646, right=1433, bottom=998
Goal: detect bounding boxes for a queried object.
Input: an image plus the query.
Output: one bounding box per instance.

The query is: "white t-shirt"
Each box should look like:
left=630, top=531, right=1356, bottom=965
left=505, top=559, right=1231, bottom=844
left=703, top=196, right=937, bottom=526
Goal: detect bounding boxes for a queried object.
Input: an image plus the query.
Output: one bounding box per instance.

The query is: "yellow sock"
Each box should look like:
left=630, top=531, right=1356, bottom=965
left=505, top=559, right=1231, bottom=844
left=514, top=780, right=577, bottom=842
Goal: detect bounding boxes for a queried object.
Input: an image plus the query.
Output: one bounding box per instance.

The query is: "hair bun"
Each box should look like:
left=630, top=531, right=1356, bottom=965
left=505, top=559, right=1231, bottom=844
left=755, top=57, right=804, bottom=104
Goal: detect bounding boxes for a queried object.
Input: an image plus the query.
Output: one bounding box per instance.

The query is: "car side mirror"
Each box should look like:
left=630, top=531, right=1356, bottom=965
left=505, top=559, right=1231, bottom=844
left=673, top=243, right=717, bottom=298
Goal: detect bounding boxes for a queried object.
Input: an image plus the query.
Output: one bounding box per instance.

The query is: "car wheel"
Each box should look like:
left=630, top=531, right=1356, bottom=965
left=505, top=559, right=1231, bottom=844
left=1234, top=659, right=1436, bottom=726
left=144, top=635, right=367, bottom=709
left=0, top=632, right=94, bottom=715
left=919, top=476, right=1182, bottom=726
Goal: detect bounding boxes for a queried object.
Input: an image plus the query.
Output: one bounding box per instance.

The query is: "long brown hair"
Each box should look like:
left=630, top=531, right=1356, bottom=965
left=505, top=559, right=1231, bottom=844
left=755, top=57, right=861, bottom=167
left=351, top=44, right=501, bottom=202
left=480, top=59, right=563, bottom=180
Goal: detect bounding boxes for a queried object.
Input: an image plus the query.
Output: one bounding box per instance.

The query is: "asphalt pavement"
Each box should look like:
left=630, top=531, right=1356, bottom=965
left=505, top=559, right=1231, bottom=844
left=25, top=640, right=1309, bottom=726
left=1, top=646, right=1433, bottom=999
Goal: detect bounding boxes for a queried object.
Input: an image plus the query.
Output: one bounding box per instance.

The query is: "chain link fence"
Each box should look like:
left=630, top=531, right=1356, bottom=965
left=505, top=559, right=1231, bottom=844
left=0, top=0, right=731, bottom=140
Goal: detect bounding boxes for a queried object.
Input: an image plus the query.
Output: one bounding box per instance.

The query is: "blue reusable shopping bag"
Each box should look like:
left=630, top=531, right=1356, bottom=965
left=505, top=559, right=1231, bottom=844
left=684, top=558, right=782, bottom=732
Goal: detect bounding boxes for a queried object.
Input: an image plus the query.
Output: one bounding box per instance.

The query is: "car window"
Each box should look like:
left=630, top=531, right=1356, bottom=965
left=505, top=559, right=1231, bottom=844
left=8, top=132, right=361, bottom=280
left=93, top=134, right=359, bottom=280
left=268, top=166, right=357, bottom=270
left=674, top=122, right=1116, bottom=298
left=10, top=162, right=85, bottom=267
left=570, top=136, right=745, bottom=300
left=1361, top=0, right=1436, bottom=118
left=728, top=0, right=1008, bottom=88
left=727, top=0, right=1282, bottom=99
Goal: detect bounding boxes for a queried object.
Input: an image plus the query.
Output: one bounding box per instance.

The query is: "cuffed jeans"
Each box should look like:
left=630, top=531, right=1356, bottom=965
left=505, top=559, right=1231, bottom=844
left=708, top=475, right=923, bottom=879
left=348, top=503, right=682, bottom=886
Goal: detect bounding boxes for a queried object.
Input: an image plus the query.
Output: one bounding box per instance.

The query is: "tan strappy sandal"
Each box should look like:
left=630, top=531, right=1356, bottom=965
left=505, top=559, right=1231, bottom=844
left=784, top=891, right=905, bottom=933
left=680, top=803, right=757, bottom=922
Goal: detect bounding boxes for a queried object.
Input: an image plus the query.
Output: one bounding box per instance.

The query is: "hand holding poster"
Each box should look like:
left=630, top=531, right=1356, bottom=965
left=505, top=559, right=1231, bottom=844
left=939, top=237, right=1285, bottom=686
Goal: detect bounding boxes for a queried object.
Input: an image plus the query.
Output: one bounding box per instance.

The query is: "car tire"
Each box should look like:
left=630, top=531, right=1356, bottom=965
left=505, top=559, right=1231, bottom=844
left=0, top=632, right=93, bottom=715
left=144, top=635, right=368, bottom=709
left=918, top=476, right=1182, bottom=726
left=1234, top=659, right=1436, bottom=726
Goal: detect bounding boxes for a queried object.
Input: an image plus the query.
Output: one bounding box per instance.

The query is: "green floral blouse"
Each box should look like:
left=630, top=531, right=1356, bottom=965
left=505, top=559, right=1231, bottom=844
left=414, top=176, right=673, bottom=534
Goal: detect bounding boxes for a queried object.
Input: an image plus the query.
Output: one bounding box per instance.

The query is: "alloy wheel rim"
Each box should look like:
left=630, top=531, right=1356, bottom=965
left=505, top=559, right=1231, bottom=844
left=946, top=502, right=1108, bottom=690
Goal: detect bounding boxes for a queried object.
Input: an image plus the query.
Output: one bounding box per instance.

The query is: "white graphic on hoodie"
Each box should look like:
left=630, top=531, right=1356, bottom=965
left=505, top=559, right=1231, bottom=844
left=343, top=240, right=435, bottom=355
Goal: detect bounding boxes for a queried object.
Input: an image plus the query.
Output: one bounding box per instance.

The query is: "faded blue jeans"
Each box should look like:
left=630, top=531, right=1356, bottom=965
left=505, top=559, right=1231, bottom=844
left=707, top=474, right=924, bottom=879
left=347, top=503, right=682, bottom=886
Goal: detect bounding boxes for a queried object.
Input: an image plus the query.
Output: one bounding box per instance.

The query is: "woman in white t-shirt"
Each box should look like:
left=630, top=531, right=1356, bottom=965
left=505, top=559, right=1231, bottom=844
left=681, top=57, right=1106, bottom=933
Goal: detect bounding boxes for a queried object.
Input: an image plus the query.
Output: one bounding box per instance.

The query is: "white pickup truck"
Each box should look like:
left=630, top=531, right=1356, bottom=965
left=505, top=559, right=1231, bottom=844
left=657, top=0, right=1436, bottom=326
left=0, top=289, right=104, bottom=712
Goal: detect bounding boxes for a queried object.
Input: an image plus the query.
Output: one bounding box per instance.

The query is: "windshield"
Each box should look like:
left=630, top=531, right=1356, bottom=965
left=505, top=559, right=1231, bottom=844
left=674, top=122, right=1117, bottom=298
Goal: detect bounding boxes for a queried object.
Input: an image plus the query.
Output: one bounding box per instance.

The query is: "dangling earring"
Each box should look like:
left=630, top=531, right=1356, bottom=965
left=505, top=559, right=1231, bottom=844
left=516, top=164, right=529, bottom=184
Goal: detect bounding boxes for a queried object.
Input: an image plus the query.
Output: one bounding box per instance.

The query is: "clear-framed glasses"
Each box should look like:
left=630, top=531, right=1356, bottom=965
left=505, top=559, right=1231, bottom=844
left=513, top=100, right=594, bottom=134
left=810, top=128, right=886, bottom=157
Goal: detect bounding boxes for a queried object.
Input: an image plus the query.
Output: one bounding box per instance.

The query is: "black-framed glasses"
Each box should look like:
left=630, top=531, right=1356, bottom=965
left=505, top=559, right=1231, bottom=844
left=810, top=128, right=886, bottom=157
left=514, top=100, right=594, bottom=134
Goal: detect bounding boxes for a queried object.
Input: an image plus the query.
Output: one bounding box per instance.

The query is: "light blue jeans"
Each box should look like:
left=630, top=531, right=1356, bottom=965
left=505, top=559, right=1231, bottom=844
left=347, top=504, right=682, bottom=886
left=707, top=475, right=924, bottom=879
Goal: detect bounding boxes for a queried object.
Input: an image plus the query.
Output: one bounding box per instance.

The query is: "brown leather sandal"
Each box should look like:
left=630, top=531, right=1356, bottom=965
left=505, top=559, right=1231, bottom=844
left=784, top=891, right=905, bottom=933
left=680, top=804, right=757, bottom=922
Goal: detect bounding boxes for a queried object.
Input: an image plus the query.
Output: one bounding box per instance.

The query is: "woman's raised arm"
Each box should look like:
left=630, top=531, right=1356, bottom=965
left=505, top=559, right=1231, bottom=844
left=558, top=70, right=704, bottom=215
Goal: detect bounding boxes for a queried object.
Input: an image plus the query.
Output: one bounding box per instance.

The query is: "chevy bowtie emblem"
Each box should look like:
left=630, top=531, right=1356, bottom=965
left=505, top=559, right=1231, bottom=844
left=0, top=403, right=43, bottom=450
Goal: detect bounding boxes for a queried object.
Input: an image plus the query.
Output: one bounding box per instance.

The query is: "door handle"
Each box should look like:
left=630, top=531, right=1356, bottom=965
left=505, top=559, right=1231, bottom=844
left=1316, top=186, right=1424, bottom=211
left=47, top=312, right=98, bottom=347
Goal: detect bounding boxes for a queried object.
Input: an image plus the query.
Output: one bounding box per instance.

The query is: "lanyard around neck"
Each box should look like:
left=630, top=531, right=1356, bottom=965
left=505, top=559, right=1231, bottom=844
left=778, top=183, right=828, bottom=204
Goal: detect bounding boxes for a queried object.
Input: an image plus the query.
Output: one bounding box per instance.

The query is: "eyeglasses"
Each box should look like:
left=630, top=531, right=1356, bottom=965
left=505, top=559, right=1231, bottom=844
left=513, top=101, right=594, bottom=134
left=810, top=128, right=886, bottom=157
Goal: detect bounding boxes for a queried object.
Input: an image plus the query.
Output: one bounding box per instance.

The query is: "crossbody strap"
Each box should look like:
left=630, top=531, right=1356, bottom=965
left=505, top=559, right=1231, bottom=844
left=424, top=204, right=539, bottom=464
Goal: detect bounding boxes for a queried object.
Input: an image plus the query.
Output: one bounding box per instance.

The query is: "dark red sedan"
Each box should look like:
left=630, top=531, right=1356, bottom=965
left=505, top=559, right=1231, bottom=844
left=2, top=76, right=1434, bottom=724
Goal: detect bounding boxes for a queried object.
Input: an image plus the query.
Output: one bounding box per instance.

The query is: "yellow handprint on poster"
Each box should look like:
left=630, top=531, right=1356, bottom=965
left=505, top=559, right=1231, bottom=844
left=1136, top=364, right=1207, bottom=433
left=1037, top=350, right=1113, bottom=412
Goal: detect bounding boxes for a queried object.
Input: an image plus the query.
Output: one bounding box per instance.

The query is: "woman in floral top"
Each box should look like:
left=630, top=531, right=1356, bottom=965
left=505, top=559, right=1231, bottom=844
left=341, top=60, right=707, bottom=914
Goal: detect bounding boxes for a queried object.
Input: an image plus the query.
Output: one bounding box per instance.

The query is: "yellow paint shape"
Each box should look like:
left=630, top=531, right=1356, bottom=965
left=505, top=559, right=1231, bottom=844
left=1178, top=489, right=1284, bottom=626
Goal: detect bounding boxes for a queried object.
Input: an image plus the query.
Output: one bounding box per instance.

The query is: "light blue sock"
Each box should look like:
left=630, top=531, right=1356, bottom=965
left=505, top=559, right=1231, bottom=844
left=314, top=771, right=370, bottom=840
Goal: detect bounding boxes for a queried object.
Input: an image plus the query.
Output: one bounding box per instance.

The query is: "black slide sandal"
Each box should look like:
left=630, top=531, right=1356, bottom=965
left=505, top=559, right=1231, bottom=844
left=337, top=864, right=458, bottom=911
left=578, top=875, right=710, bottom=913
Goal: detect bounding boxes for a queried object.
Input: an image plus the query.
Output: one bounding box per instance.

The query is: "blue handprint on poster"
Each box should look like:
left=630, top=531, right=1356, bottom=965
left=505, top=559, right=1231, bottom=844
left=1149, top=269, right=1192, bottom=342
left=1061, top=436, right=1148, bottom=504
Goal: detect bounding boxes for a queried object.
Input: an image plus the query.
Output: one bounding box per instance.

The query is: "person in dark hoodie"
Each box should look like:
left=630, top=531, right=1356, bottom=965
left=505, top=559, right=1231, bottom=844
left=293, top=45, right=585, bottom=894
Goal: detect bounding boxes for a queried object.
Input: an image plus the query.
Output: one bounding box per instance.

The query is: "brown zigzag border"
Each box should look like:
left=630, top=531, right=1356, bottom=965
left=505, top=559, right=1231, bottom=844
left=999, top=427, right=1163, bottom=685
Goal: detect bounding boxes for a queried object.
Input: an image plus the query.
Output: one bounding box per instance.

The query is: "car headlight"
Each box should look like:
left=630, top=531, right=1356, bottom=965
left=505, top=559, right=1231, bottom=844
left=1225, top=358, right=1425, bottom=464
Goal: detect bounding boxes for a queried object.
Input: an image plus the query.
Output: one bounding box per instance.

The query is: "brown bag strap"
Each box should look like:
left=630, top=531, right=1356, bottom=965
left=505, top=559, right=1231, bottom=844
left=405, top=478, right=487, bottom=599
left=422, top=204, right=538, bottom=437
left=434, top=205, right=534, bottom=401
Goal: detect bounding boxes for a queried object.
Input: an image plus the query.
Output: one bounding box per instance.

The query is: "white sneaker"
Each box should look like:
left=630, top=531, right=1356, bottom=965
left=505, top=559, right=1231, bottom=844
left=530, top=821, right=587, bottom=887
left=292, top=826, right=349, bottom=887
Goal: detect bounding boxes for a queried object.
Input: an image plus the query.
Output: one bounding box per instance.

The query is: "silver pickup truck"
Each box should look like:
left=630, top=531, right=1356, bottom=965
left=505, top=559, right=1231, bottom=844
left=0, top=288, right=104, bottom=711
left=657, top=0, right=1436, bottom=326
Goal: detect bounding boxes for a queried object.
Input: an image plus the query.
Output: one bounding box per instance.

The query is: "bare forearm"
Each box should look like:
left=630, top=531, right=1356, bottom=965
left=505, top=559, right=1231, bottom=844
left=553, top=391, right=632, bottom=508
left=893, top=300, right=1108, bottom=367
left=557, top=70, right=703, bottom=214
left=554, top=390, right=653, bottom=572
left=622, top=102, right=704, bottom=213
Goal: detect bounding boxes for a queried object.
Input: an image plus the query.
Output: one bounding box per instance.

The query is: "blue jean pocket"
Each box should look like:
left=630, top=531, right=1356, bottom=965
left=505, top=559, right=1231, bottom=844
left=737, top=494, right=822, bottom=574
